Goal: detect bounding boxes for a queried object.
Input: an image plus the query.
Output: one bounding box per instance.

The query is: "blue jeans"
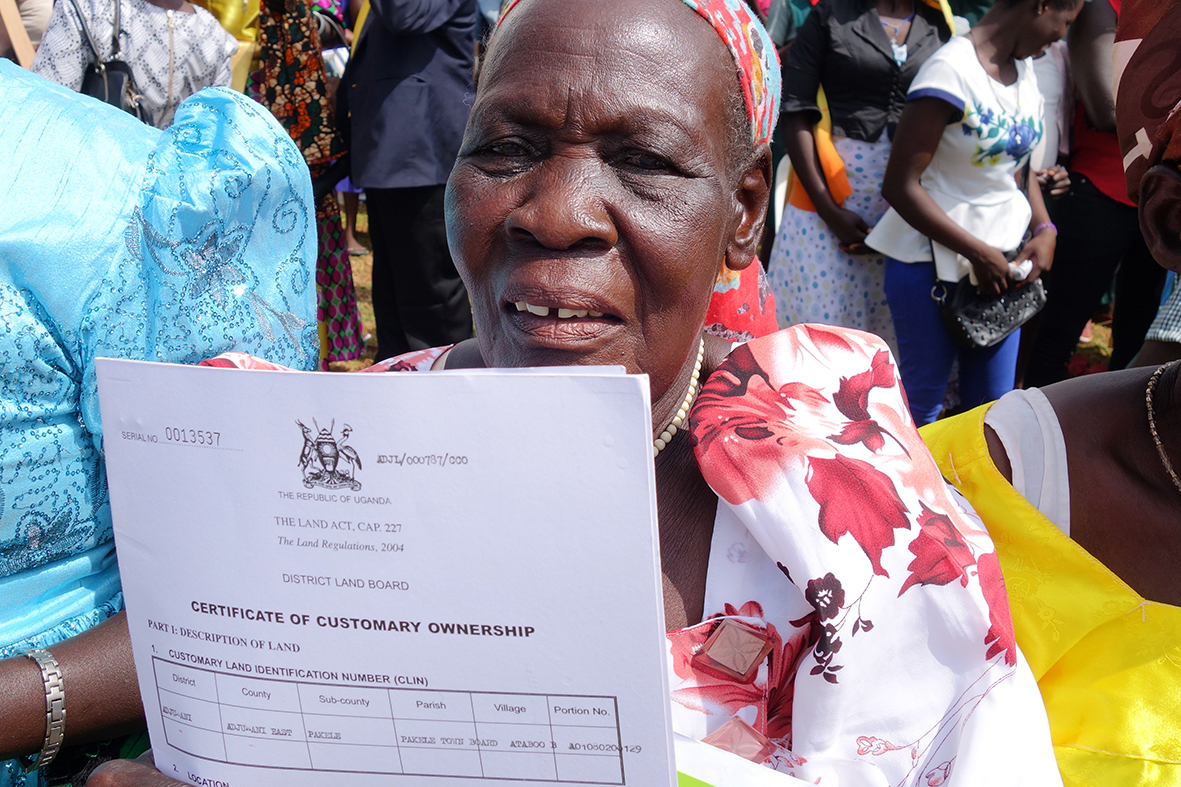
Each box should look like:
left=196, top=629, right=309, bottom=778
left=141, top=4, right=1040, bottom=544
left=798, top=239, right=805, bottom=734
left=883, top=259, right=1021, bottom=426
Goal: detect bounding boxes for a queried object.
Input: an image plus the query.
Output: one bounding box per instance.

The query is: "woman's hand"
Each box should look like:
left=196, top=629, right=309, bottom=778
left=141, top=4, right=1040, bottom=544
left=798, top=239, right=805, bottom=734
left=1036, top=165, right=1070, bottom=198
left=968, top=245, right=1013, bottom=296
left=0, top=612, right=143, bottom=761
left=87, top=754, right=186, bottom=787
left=1014, top=228, right=1056, bottom=284
left=821, top=206, right=872, bottom=252
left=782, top=112, right=873, bottom=253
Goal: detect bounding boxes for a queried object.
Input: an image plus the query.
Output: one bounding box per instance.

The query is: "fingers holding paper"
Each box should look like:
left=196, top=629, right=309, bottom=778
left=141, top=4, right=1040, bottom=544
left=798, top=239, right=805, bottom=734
left=87, top=753, right=186, bottom=787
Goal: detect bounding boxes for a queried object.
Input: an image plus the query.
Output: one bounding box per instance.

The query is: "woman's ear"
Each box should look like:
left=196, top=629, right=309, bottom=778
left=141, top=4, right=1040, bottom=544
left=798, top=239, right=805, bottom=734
left=1139, top=164, right=1181, bottom=273
left=725, top=144, right=773, bottom=272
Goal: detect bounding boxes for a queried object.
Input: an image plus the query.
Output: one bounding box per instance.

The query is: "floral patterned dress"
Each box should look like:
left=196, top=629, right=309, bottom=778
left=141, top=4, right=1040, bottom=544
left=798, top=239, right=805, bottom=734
left=672, top=325, right=1061, bottom=785
left=203, top=323, right=1063, bottom=786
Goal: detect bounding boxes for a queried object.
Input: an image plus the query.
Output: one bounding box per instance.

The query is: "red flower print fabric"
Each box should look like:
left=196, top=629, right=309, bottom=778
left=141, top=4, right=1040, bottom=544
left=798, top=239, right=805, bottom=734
left=205, top=333, right=1047, bottom=785
left=199, top=346, right=450, bottom=374
left=678, top=326, right=1059, bottom=785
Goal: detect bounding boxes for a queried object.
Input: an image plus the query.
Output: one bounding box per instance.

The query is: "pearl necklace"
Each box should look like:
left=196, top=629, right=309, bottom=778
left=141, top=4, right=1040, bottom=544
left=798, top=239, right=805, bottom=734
left=1146, top=360, right=1181, bottom=495
left=654, top=338, right=705, bottom=457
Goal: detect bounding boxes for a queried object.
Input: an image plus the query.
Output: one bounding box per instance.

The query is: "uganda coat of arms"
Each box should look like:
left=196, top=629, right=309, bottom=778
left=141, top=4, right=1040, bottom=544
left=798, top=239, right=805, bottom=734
left=296, top=419, right=362, bottom=491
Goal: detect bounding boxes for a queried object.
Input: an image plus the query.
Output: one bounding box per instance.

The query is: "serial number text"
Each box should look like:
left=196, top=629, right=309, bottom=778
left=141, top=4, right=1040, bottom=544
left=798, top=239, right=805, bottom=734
left=164, top=427, right=221, bottom=447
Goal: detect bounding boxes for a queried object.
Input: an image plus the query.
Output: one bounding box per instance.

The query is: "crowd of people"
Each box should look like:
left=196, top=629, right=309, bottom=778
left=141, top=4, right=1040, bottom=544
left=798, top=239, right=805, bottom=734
left=0, top=0, right=1178, bottom=785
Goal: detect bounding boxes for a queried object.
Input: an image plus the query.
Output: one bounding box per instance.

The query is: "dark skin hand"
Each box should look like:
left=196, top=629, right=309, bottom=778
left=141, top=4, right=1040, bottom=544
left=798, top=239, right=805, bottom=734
left=0, top=611, right=144, bottom=761
left=1036, top=164, right=1070, bottom=198
left=782, top=113, right=872, bottom=251
left=985, top=364, right=1181, bottom=606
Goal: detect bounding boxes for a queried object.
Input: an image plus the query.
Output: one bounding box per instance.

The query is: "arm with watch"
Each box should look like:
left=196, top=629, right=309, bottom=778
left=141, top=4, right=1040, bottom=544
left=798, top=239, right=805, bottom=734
left=0, top=612, right=144, bottom=776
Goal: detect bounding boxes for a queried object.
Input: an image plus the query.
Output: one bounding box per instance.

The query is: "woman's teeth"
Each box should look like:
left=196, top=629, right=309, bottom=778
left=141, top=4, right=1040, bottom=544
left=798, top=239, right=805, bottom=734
left=513, top=301, right=604, bottom=319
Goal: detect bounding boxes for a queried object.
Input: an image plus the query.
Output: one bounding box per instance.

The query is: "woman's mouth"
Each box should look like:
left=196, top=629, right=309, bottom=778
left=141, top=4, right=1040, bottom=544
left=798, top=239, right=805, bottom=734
left=512, top=301, right=606, bottom=319
left=503, top=299, right=622, bottom=346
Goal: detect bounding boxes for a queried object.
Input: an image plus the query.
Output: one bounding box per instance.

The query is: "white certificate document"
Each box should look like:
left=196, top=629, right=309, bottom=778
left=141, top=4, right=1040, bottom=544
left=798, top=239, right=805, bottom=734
left=96, top=359, right=674, bottom=787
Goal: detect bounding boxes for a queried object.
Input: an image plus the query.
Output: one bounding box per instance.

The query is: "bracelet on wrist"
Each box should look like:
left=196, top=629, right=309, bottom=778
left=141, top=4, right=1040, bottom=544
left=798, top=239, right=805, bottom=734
left=18, top=648, right=66, bottom=774
left=1032, top=221, right=1057, bottom=237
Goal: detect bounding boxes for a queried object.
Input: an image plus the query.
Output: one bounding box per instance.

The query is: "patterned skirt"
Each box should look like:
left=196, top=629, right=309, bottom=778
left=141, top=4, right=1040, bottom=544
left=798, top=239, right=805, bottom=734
left=316, top=193, right=366, bottom=367
left=767, top=136, right=896, bottom=353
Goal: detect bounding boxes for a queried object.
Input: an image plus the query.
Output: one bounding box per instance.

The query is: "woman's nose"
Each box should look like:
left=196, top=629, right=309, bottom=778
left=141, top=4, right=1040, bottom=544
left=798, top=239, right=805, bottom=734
left=505, top=155, right=619, bottom=251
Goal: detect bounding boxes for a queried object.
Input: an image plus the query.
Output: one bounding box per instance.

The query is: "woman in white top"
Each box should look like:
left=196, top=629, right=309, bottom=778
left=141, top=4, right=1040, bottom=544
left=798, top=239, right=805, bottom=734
left=32, top=0, right=237, bottom=129
left=865, top=0, right=1081, bottom=426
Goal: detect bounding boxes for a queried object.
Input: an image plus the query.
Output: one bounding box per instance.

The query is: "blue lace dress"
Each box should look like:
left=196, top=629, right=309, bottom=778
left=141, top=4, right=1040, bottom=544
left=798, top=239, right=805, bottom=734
left=0, top=62, right=319, bottom=786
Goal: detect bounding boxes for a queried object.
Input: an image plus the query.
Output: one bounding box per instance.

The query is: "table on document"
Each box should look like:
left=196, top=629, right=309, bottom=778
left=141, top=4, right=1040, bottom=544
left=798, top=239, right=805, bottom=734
left=152, top=657, right=626, bottom=783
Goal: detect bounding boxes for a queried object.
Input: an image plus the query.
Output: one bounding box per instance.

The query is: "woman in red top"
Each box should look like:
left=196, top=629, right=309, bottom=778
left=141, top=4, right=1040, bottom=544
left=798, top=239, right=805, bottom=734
left=1023, top=0, right=1168, bottom=384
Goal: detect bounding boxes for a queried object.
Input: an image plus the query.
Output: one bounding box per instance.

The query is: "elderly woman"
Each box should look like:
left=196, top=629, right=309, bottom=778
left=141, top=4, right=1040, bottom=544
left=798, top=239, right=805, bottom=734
left=922, top=1, right=1181, bottom=781
left=87, top=0, right=1062, bottom=784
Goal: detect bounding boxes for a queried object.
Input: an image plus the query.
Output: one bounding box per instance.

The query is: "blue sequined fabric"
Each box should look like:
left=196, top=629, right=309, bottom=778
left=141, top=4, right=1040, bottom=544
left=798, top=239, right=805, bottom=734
left=0, top=64, right=318, bottom=784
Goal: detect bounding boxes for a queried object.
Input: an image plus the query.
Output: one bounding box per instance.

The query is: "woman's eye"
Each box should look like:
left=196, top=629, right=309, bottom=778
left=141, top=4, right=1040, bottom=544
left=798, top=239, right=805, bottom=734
left=486, top=141, right=529, bottom=157
left=623, top=151, right=674, bottom=171
left=468, top=139, right=537, bottom=175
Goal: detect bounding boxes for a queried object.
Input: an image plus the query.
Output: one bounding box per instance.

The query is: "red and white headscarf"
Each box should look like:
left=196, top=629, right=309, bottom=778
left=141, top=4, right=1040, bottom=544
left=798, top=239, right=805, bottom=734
left=495, top=0, right=781, bottom=146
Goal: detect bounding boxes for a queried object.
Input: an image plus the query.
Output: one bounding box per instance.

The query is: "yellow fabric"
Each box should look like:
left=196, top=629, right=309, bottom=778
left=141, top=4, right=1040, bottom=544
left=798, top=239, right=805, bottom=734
left=785, top=87, right=853, bottom=212
left=351, top=0, right=369, bottom=56
left=191, top=0, right=259, bottom=41
left=921, top=406, right=1181, bottom=787
left=229, top=40, right=258, bottom=92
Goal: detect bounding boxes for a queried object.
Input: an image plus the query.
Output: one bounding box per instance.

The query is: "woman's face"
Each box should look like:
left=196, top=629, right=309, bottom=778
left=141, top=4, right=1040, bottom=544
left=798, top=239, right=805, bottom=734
left=1016, top=0, right=1083, bottom=59
left=445, top=0, right=765, bottom=401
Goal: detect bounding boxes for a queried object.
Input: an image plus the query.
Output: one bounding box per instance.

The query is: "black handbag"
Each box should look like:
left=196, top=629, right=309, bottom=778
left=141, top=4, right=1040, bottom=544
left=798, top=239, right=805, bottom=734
left=933, top=273, right=1047, bottom=349
left=68, top=0, right=149, bottom=122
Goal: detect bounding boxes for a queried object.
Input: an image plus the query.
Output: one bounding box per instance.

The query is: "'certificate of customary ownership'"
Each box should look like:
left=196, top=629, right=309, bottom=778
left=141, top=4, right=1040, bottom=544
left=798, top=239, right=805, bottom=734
left=96, top=359, right=674, bottom=787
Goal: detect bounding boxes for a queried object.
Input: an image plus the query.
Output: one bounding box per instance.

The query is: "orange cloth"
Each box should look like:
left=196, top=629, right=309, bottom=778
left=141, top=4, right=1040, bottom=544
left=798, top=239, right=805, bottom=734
left=785, top=88, right=853, bottom=212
